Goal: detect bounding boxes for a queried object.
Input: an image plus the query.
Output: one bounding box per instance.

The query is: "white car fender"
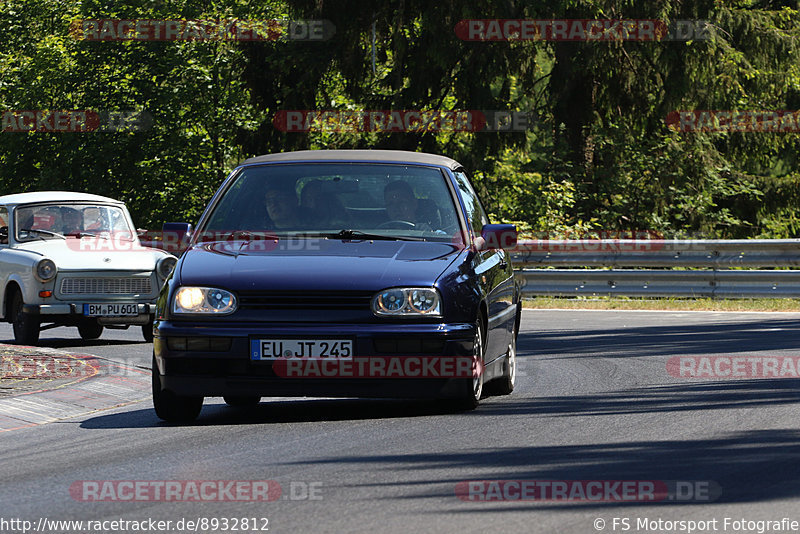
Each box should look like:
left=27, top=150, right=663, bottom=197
left=0, top=248, right=49, bottom=319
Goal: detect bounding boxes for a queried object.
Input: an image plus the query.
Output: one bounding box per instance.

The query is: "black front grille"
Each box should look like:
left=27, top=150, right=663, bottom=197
left=166, top=358, right=249, bottom=376
left=237, top=291, right=373, bottom=311
left=166, top=358, right=279, bottom=378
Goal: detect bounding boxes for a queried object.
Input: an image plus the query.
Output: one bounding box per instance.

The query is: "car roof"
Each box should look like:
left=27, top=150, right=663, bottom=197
left=241, top=150, right=464, bottom=170
left=0, top=191, right=123, bottom=206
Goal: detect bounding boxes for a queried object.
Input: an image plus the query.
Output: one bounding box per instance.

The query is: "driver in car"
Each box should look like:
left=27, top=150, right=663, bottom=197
left=383, top=180, right=440, bottom=230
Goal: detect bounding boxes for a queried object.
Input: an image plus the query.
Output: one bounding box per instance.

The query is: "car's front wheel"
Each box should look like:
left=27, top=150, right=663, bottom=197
left=142, top=320, right=154, bottom=343
left=11, top=291, right=39, bottom=345
left=493, top=333, right=516, bottom=396
left=78, top=320, right=104, bottom=340
left=454, top=321, right=485, bottom=410
left=151, top=357, right=203, bottom=423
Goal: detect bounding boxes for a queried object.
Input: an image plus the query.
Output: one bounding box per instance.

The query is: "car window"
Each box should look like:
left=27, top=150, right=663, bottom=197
left=15, top=203, right=132, bottom=241
left=453, top=170, right=489, bottom=237
left=202, top=163, right=461, bottom=241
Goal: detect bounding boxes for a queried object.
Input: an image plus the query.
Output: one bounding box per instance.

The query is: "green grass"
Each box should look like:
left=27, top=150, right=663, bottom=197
left=522, top=296, right=800, bottom=312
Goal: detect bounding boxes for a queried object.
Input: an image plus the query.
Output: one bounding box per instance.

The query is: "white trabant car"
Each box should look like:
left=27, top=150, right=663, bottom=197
left=0, top=191, right=177, bottom=344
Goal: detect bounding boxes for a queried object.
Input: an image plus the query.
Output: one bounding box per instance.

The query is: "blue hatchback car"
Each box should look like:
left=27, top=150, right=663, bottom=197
left=152, top=150, right=521, bottom=422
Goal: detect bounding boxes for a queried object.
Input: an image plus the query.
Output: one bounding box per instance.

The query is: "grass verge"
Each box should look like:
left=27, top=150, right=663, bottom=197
left=522, top=296, right=800, bottom=312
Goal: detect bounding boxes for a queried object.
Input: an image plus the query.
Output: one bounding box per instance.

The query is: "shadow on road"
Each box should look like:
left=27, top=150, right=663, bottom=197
left=80, top=397, right=470, bottom=429
left=79, top=377, right=800, bottom=425
left=0, top=338, right=145, bottom=349
left=280, top=427, right=800, bottom=509
left=524, top=317, right=800, bottom=358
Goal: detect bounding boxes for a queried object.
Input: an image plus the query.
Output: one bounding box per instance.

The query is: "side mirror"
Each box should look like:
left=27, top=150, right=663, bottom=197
left=477, top=224, right=517, bottom=251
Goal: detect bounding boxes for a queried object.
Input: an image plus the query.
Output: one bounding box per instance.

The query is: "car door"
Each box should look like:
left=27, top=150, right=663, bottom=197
left=451, top=170, right=516, bottom=364
left=0, top=205, right=10, bottom=319
left=0, top=205, right=7, bottom=245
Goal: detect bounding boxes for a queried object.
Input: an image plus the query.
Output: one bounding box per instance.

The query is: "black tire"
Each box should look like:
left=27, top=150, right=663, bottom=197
left=11, top=291, right=39, bottom=345
left=224, top=396, right=261, bottom=407
left=142, top=321, right=154, bottom=342
left=151, top=357, right=203, bottom=423
left=454, top=320, right=485, bottom=410
left=78, top=320, right=104, bottom=340
left=493, top=333, right=517, bottom=396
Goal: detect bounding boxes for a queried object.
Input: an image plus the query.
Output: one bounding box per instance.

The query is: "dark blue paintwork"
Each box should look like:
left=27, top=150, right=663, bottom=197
left=178, top=240, right=462, bottom=293
left=153, top=150, right=521, bottom=408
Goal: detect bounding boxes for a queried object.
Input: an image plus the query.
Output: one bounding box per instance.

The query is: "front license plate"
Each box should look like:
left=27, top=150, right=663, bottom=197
left=251, top=339, right=354, bottom=360
left=83, top=303, right=139, bottom=317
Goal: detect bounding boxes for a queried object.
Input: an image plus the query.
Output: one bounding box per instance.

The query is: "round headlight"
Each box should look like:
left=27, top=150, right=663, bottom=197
left=157, top=256, right=177, bottom=278
left=176, top=287, right=204, bottom=310
left=376, top=290, right=406, bottom=312
left=409, top=289, right=438, bottom=313
left=207, top=289, right=233, bottom=310
left=34, top=259, right=57, bottom=282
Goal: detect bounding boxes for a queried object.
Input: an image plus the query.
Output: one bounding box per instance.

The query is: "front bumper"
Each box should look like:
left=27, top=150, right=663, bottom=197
left=23, top=303, right=156, bottom=325
left=154, top=321, right=476, bottom=399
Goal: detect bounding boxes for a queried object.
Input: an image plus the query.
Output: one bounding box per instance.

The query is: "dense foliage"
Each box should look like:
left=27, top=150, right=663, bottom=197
left=1, top=0, right=799, bottom=238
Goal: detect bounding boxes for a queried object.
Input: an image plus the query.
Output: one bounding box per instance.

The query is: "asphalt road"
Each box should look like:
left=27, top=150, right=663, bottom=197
left=2, top=309, right=800, bottom=534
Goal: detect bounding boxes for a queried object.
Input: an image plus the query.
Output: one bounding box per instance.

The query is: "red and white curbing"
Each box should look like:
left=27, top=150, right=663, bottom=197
left=0, top=345, right=150, bottom=432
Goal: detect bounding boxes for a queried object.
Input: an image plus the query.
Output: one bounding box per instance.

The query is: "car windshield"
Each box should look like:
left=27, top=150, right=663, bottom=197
left=15, top=203, right=132, bottom=242
left=201, top=163, right=462, bottom=241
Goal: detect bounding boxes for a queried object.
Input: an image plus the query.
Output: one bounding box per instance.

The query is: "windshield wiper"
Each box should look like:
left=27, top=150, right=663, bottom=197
left=65, top=231, right=96, bottom=238
left=20, top=228, right=66, bottom=240
left=324, top=229, right=425, bottom=241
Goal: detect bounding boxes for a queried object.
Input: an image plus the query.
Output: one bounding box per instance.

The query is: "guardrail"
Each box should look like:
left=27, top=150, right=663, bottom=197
left=512, top=239, right=800, bottom=298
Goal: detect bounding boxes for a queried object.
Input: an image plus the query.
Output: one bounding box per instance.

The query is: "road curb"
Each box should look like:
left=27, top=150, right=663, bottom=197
left=0, top=344, right=150, bottom=432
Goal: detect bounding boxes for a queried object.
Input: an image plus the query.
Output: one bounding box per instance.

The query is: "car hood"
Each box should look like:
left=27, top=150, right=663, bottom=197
left=178, top=238, right=463, bottom=292
left=15, top=239, right=167, bottom=271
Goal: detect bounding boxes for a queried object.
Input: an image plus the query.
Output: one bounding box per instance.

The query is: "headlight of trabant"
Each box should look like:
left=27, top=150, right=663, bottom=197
left=33, top=258, right=56, bottom=282
left=156, top=256, right=177, bottom=279
left=371, top=287, right=442, bottom=317
left=172, top=287, right=237, bottom=315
